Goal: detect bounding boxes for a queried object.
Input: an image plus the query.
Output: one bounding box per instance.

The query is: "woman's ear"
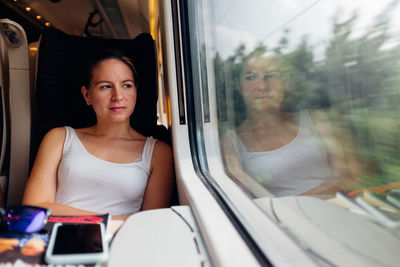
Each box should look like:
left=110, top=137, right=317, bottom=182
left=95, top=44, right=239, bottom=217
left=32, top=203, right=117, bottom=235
left=81, top=86, right=90, bottom=105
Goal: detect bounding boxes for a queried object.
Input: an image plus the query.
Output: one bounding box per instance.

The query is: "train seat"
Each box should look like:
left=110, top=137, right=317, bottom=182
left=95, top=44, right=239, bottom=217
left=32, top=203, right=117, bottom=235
left=0, top=19, right=32, bottom=206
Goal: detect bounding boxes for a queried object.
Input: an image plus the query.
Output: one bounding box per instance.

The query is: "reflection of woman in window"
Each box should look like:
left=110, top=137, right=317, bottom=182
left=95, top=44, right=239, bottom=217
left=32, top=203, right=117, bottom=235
left=221, top=52, right=360, bottom=197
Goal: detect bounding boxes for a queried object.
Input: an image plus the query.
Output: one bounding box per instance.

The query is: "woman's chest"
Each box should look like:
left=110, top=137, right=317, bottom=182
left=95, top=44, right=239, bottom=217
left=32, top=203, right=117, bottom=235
left=239, top=125, right=299, bottom=152
left=78, top=137, right=146, bottom=164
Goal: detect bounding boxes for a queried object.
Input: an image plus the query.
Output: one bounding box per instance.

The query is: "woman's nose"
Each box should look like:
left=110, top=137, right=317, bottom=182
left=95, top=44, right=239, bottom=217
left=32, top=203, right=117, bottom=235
left=112, top=87, right=123, bottom=101
left=255, top=76, right=270, bottom=91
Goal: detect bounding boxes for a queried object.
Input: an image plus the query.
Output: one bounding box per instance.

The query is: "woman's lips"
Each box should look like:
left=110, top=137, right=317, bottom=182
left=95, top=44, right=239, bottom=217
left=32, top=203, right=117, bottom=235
left=110, top=106, right=126, bottom=111
left=255, top=95, right=273, bottom=99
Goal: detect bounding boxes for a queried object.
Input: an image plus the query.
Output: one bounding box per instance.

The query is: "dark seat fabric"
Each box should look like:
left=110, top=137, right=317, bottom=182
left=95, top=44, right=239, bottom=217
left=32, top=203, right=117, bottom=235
left=31, top=29, right=169, bottom=168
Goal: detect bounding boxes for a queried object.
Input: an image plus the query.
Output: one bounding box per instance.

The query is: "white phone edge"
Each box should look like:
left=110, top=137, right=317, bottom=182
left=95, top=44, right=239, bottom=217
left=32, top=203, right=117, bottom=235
left=45, top=222, right=109, bottom=265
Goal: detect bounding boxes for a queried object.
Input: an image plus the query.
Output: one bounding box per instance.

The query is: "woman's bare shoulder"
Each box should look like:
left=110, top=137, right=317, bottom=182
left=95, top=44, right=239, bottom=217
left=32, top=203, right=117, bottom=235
left=309, top=109, right=330, bottom=121
left=153, top=139, right=171, bottom=155
left=309, top=108, right=344, bottom=123
left=74, top=126, right=94, bottom=135
left=43, top=127, right=67, bottom=141
left=35, top=127, right=66, bottom=159
left=128, top=128, right=147, bottom=141
left=149, top=139, right=173, bottom=173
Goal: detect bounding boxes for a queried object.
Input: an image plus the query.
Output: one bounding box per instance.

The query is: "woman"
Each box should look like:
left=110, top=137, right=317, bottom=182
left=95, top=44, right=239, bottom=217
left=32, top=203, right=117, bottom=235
left=23, top=50, right=174, bottom=220
left=221, top=52, right=360, bottom=197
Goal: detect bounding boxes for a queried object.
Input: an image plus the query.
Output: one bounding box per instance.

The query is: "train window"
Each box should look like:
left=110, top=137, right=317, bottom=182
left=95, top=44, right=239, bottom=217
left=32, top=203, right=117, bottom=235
left=182, top=0, right=400, bottom=265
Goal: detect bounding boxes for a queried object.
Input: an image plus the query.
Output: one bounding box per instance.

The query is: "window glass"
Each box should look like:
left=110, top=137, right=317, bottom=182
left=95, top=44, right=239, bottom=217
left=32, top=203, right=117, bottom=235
left=189, top=0, right=400, bottom=265
left=212, top=0, right=400, bottom=197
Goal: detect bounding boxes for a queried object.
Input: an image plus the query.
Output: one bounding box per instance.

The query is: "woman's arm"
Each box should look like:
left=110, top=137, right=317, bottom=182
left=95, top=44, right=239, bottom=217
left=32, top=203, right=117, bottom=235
left=302, top=110, right=363, bottom=195
left=22, top=127, right=98, bottom=215
left=220, top=135, right=272, bottom=198
left=32, top=202, right=101, bottom=215
left=141, top=141, right=174, bottom=210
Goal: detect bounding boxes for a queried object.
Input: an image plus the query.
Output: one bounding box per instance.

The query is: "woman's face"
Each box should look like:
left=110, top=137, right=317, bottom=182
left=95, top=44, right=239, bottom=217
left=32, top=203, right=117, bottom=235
left=240, top=56, right=285, bottom=112
left=82, top=58, right=137, bottom=124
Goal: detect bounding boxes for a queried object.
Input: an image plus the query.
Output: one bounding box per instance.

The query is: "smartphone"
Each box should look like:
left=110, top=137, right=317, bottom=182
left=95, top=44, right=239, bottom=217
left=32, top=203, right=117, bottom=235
left=45, top=222, right=109, bottom=265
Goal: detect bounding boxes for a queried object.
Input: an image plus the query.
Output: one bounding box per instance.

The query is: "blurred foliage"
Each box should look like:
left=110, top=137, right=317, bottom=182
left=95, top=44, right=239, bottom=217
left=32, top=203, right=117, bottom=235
left=215, top=0, right=400, bottom=188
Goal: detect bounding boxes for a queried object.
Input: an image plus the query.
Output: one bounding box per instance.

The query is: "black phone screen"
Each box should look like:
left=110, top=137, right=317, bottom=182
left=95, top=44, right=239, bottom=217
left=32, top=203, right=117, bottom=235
left=52, top=224, right=104, bottom=255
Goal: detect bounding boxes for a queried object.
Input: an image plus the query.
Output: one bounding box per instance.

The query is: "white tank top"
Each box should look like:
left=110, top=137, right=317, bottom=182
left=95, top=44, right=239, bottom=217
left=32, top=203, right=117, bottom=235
left=55, top=126, right=156, bottom=215
left=226, top=111, right=333, bottom=197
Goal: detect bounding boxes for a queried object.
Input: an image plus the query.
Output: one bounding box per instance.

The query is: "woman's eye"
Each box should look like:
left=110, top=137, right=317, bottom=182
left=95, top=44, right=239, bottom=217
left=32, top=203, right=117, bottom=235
left=122, top=83, right=133, bottom=88
left=264, top=72, right=280, bottom=81
left=100, top=84, right=112, bottom=89
left=244, top=74, right=257, bottom=81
